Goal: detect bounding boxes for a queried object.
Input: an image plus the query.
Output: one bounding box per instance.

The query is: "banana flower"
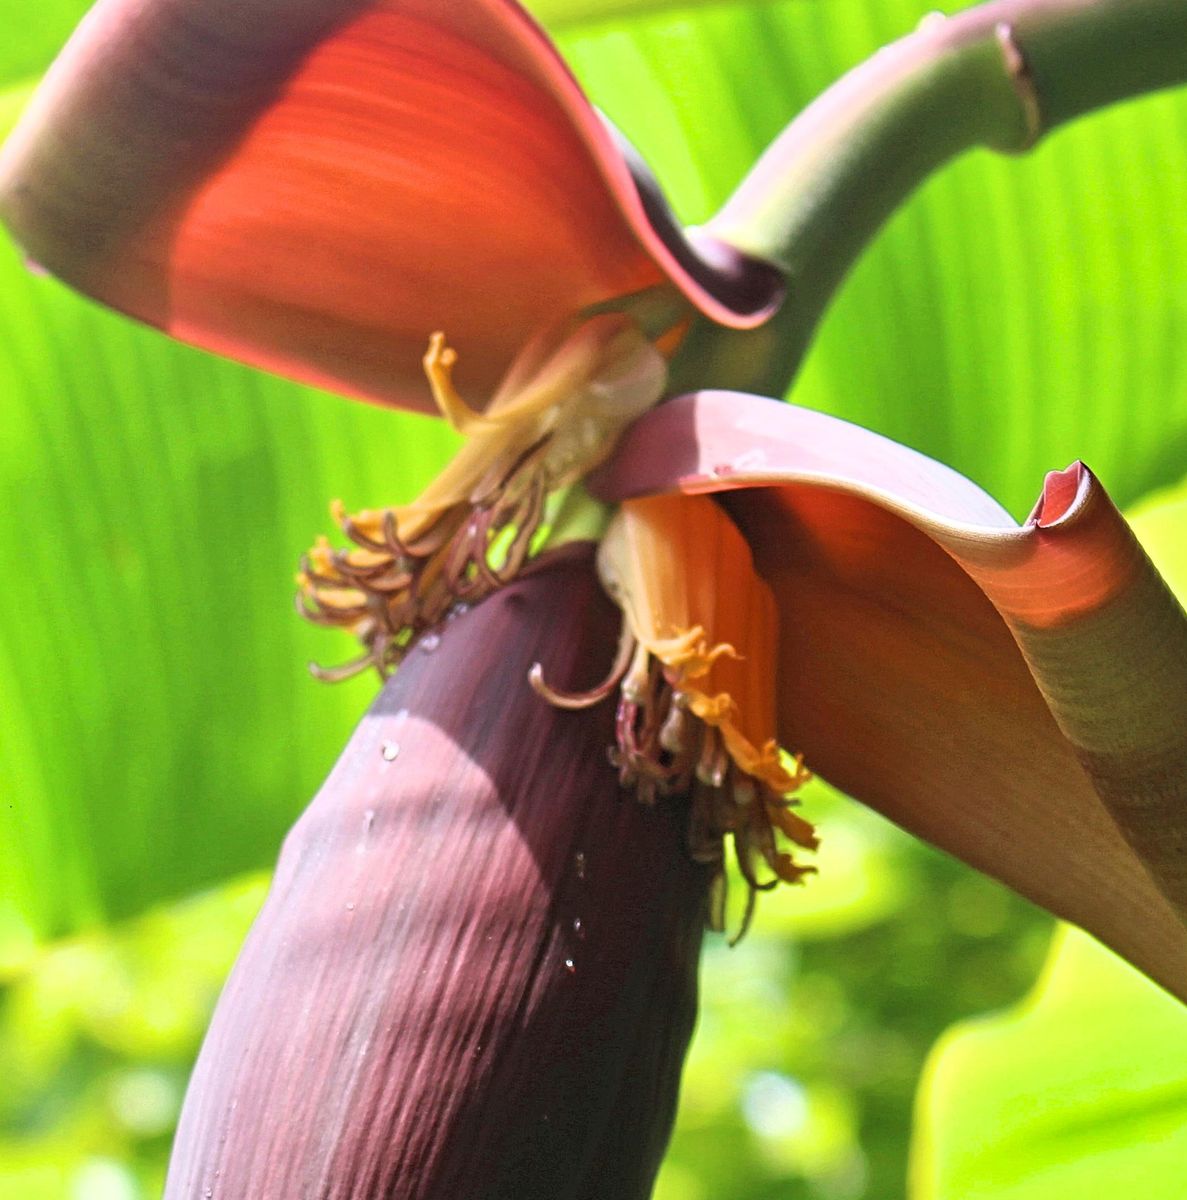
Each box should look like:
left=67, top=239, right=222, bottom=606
left=3, top=0, right=1187, bottom=1196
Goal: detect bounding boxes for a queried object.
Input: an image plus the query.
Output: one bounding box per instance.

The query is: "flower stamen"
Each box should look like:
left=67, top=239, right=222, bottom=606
left=586, top=492, right=819, bottom=939
left=299, top=316, right=667, bottom=679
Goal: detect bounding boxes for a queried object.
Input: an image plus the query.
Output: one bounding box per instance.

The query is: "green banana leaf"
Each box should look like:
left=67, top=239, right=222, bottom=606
left=913, top=925, right=1187, bottom=1200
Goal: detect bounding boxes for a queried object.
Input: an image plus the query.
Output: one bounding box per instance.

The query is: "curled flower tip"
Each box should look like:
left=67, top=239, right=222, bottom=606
left=529, top=662, right=604, bottom=710
left=528, top=621, right=636, bottom=710
left=423, top=330, right=485, bottom=432
left=728, top=888, right=759, bottom=949
left=307, top=652, right=384, bottom=685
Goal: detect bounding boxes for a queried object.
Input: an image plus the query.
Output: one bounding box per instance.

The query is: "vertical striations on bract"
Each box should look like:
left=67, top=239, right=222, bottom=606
left=165, top=543, right=710, bottom=1200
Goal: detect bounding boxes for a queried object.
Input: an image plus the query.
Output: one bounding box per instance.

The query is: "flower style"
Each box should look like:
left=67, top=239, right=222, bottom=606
left=4, top=0, right=1187, bottom=1196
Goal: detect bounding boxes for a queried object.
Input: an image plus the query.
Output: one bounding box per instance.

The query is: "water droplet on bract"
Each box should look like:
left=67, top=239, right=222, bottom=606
left=363, top=809, right=375, bottom=832
left=574, top=851, right=586, bottom=879
left=203, top=1189, right=213, bottom=1199
left=572, top=917, right=585, bottom=939
left=564, top=958, right=576, bottom=974
left=446, top=603, right=471, bottom=621
left=420, top=631, right=441, bottom=653
left=345, top=902, right=356, bottom=912
left=381, top=741, right=400, bottom=762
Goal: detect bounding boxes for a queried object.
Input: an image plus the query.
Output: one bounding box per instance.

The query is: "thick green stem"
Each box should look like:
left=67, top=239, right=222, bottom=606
left=679, top=0, right=1187, bottom=398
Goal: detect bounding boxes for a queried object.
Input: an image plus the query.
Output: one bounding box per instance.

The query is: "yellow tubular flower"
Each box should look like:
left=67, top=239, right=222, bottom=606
left=599, top=493, right=796, bottom=791
left=596, top=492, right=817, bottom=932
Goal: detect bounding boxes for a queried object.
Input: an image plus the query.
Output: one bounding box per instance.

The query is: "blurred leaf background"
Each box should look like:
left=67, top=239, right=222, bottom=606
left=2, top=0, right=1186, bottom=1197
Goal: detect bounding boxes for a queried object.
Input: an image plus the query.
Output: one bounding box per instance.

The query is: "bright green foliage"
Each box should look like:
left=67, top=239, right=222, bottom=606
left=0, top=0, right=89, bottom=87
left=912, top=926, right=1187, bottom=1200
left=0, top=877, right=268, bottom=1198
left=1130, top=471, right=1187, bottom=593
left=0, top=194, right=459, bottom=960
left=910, top=472, right=1187, bottom=1200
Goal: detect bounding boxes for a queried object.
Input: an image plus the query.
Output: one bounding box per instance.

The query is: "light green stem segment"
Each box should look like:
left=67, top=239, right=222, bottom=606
left=537, top=484, right=614, bottom=554
left=673, top=0, right=1187, bottom=398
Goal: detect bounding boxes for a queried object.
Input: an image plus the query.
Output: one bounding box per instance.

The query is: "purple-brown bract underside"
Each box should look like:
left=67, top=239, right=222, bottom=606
left=165, top=545, right=709, bottom=1199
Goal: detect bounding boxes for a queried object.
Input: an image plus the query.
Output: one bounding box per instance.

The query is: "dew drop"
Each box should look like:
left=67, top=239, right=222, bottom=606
left=363, top=808, right=375, bottom=832
left=446, top=603, right=471, bottom=621
left=574, top=851, right=587, bottom=880
left=572, top=917, right=585, bottom=939
left=345, top=902, right=356, bottom=912
left=564, top=958, right=576, bottom=974
left=381, top=741, right=400, bottom=762
left=420, top=631, right=441, bottom=653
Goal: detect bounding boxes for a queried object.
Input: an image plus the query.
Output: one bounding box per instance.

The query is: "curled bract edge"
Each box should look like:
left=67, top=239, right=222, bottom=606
left=590, top=390, right=1187, bottom=1004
